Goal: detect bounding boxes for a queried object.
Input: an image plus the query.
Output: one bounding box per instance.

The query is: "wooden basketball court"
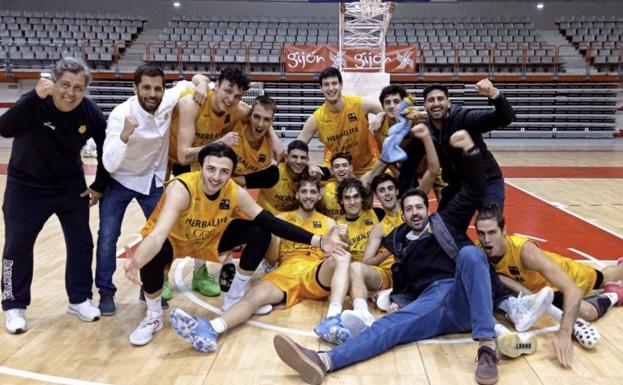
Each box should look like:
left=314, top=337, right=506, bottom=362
left=0, top=145, right=622, bottom=385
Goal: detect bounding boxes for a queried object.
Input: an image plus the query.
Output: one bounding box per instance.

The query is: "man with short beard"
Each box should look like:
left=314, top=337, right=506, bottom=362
left=398, top=80, right=515, bottom=211
left=96, top=64, right=208, bottom=315
left=167, top=175, right=352, bottom=353
left=274, top=130, right=508, bottom=385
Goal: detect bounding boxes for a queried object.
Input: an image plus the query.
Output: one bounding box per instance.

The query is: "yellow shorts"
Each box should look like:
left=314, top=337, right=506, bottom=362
left=559, top=258, right=598, bottom=296
left=369, top=255, right=394, bottom=291
left=262, top=258, right=330, bottom=308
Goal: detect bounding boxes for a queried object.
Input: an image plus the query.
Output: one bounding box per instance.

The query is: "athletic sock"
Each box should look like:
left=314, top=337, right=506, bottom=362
left=145, top=295, right=163, bottom=316
left=194, top=258, right=204, bottom=272
left=318, top=352, right=332, bottom=372
left=228, top=271, right=252, bottom=299
left=327, top=303, right=342, bottom=318
left=602, top=292, right=618, bottom=308
left=210, top=317, right=228, bottom=334
left=353, top=298, right=368, bottom=313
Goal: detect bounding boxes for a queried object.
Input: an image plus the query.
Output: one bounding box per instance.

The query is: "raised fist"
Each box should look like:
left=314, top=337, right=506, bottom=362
left=120, top=115, right=139, bottom=143
left=220, top=132, right=240, bottom=147
left=449, top=130, right=475, bottom=152
left=35, top=77, right=55, bottom=99
left=475, top=79, right=497, bottom=98
left=404, top=106, right=428, bottom=124
left=410, top=123, right=430, bottom=140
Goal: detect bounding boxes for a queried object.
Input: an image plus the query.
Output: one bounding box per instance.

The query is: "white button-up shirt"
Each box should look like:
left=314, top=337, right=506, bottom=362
left=103, top=81, right=193, bottom=195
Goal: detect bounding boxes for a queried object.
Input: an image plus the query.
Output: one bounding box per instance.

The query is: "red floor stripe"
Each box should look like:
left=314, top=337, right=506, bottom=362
left=501, top=166, right=623, bottom=178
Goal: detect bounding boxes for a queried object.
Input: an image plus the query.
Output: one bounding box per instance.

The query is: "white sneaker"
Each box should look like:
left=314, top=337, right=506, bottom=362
left=129, top=311, right=163, bottom=346
left=4, top=309, right=27, bottom=334
left=254, top=304, right=273, bottom=315
left=222, top=291, right=244, bottom=312
left=572, top=318, right=600, bottom=350
left=496, top=332, right=537, bottom=358
left=67, top=299, right=101, bottom=322
left=341, top=309, right=375, bottom=337
left=375, top=288, right=393, bottom=311
left=506, top=287, right=554, bottom=332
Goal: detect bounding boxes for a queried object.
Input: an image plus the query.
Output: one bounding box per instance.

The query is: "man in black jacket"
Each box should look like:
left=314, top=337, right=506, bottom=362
left=398, top=79, right=515, bottom=211
left=0, top=57, right=109, bottom=334
left=273, top=130, right=502, bottom=385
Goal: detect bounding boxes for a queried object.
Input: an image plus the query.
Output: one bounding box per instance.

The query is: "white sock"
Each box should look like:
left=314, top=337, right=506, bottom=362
left=353, top=298, right=368, bottom=313
left=327, top=303, right=342, bottom=318
left=545, top=304, right=563, bottom=322
left=494, top=322, right=510, bottom=337
left=194, top=259, right=204, bottom=271
left=318, top=352, right=332, bottom=372
left=145, top=295, right=162, bottom=316
left=601, top=292, right=617, bottom=308
left=228, top=271, right=252, bottom=299
left=497, top=298, right=510, bottom=314
left=210, top=317, right=228, bottom=334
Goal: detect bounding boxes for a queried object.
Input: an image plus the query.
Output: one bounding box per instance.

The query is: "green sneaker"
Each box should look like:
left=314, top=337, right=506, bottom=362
left=192, top=265, right=221, bottom=297
left=162, top=275, right=173, bottom=301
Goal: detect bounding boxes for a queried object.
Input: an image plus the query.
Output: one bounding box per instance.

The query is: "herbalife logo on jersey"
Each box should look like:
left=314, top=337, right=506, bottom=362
left=348, top=113, right=357, bottom=122
left=219, top=199, right=230, bottom=210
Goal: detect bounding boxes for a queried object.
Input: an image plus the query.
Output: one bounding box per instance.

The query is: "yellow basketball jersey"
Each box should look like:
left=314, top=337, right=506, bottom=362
left=491, top=234, right=597, bottom=295
left=230, top=120, right=272, bottom=176
left=169, top=89, right=239, bottom=169
left=277, top=210, right=331, bottom=265
left=313, top=95, right=379, bottom=175
left=257, top=163, right=299, bottom=215
left=380, top=209, right=403, bottom=235
left=141, top=172, right=240, bottom=263
left=338, top=209, right=379, bottom=262
left=317, top=181, right=344, bottom=219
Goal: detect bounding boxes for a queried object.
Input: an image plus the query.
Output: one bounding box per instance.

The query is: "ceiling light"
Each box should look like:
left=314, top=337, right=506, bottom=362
left=536, top=3, right=544, bottom=10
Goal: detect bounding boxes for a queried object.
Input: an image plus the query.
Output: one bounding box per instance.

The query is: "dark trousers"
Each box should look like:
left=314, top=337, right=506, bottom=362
left=2, top=179, right=94, bottom=310
left=140, top=219, right=271, bottom=294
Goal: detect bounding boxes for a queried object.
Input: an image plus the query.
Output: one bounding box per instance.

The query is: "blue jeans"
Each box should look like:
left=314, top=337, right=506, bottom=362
left=95, top=177, right=162, bottom=296
left=327, top=246, right=495, bottom=371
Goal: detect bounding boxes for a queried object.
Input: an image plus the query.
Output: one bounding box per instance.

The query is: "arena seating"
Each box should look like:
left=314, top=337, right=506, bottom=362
left=0, top=9, right=146, bottom=69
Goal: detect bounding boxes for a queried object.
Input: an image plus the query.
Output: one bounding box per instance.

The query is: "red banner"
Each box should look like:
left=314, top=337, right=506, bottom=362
left=283, top=44, right=417, bottom=73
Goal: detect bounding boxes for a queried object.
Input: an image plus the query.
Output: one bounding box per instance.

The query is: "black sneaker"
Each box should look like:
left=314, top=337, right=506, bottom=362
left=219, top=263, right=236, bottom=292
left=138, top=288, right=169, bottom=309
left=99, top=294, right=117, bottom=316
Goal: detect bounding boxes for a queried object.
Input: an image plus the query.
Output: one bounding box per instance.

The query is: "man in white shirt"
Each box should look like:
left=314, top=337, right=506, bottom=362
left=96, top=64, right=208, bottom=315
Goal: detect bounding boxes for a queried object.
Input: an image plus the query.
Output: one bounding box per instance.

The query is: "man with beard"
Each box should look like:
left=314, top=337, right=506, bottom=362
left=96, top=64, right=208, bottom=315
left=298, top=67, right=383, bottom=179
left=1, top=57, right=108, bottom=334
left=398, top=80, right=515, bottom=210
left=123, top=143, right=346, bottom=347
left=274, top=130, right=505, bottom=385
left=166, top=175, right=353, bottom=353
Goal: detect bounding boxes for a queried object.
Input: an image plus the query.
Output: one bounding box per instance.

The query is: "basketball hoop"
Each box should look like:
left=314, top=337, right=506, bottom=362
left=360, top=0, right=382, bottom=18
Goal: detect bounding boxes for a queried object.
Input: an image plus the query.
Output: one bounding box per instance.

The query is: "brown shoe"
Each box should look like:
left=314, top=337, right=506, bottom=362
left=475, top=345, right=499, bottom=385
left=273, top=334, right=327, bottom=385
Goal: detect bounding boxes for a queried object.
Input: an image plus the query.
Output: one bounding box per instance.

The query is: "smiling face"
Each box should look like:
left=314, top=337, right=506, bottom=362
left=296, top=180, right=321, bottom=213
left=248, top=103, right=274, bottom=142
left=320, top=76, right=342, bottom=105
left=286, top=148, right=309, bottom=175
left=52, top=71, right=87, bottom=112
left=212, top=80, right=244, bottom=114
left=375, top=180, right=398, bottom=211
left=331, top=157, right=353, bottom=182
left=382, top=93, right=402, bottom=120
left=424, top=89, right=450, bottom=123
left=402, top=195, right=429, bottom=234
left=135, top=75, right=165, bottom=114
left=341, top=186, right=363, bottom=219
left=476, top=218, right=507, bottom=261
left=201, top=155, right=234, bottom=195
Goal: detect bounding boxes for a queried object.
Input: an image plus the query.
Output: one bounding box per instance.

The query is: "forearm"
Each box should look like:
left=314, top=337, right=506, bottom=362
left=134, top=233, right=168, bottom=269
left=102, top=135, right=128, bottom=173
left=559, top=287, right=583, bottom=336
left=0, top=91, right=40, bottom=137
left=178, top=146, right=203, bottom=165
left=253, top=210, right=318, bottom=247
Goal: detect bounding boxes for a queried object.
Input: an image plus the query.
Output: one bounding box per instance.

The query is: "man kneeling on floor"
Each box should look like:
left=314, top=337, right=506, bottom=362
left=272, top=130, right=504, bottom=385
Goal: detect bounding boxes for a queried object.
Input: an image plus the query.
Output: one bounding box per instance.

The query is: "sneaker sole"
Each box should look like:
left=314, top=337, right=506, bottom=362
left=129, top=323, right=163, bottom=346
left=170, top=310, right=216, bottom=353
left=67, top=308, right=100, bottom=322
left=100, top=309, right=116, bottom=316
left=497, top=333, right=537, bottom=358
left=273, top=335, right=324, bottom=385
left=5, top=327, right=26, bottom=335
left=313, top=324, right=351, bottom=345
left=573, top=320, right=600, bottom=350
left=475, top=372, right=499, bottom=385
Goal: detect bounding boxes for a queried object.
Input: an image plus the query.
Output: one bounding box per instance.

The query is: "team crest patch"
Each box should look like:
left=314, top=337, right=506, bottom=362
left=509, top=266, right=520, bottom=276
left=364, top=219, right=374, bottom=225
left=259, top=154, right=266, bottom=162
left=78, top=125, right=86, bottom=134
left=348, top=113, right=357, bottom=122
left=219, top=199, right=231, bottom=210
left=313, top=221, right=321, bottom=228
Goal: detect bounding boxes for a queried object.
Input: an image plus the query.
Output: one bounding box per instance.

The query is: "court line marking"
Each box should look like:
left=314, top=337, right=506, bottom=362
left=505, top=181, right=623, bottom=241
left=173, top=258, right=570, bottom=344
left=514, top=233, right=547, bottom=243
left=0, top=366, right=117, bottom=385
left=567, top=247, right=606, bottom=269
